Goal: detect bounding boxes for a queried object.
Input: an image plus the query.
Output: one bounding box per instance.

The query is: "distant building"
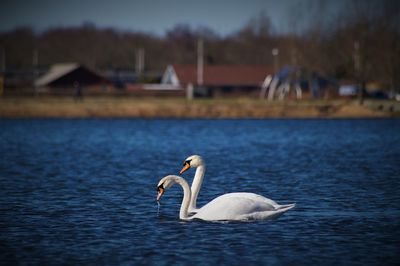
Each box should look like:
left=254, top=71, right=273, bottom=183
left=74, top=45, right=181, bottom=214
left=35, top=63, right=110, bottom=94
left=161, top=64, right=273, bottom=98
left=260, top=66, right=338, bottom=101
left=339, top=84, right=358, bottom=97
left=124, top=83, right=185, bottom=97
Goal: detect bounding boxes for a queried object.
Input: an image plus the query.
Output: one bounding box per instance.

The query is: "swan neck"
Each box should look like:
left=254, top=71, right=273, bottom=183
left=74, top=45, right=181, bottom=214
left=190, top=165, right=206, bottom=210
left=175, top=176, right=191, bottom=219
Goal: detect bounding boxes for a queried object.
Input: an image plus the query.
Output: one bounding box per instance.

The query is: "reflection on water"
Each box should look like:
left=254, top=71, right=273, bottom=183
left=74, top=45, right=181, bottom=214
left=0, top=119, right=399, bottom=265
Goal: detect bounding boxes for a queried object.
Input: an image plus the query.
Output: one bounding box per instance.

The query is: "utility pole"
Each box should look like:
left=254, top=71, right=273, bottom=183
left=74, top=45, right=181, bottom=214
left=33, top=49, right=39, bottom=94
left=272, top=48, right=279, bottom=74
left=197, top=39, right=204, bottom=86
left=354, top=41, right=363, bottom=105
left=291, top=47, right=297, bottom=66
left=136, top=48, right=145, bottom=77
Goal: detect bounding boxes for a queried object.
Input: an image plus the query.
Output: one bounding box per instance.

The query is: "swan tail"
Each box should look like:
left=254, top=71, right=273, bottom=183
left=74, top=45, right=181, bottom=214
left=276, top=203, right=296, bottom=211
left=239, top=203, right=295, bottom=221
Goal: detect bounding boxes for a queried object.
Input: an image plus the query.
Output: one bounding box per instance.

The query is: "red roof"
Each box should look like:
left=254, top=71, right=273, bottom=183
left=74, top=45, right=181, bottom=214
left=172, top=64, right=272, bottom=86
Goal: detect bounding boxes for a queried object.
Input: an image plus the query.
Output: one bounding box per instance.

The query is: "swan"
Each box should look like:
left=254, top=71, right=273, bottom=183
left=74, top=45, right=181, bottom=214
left=179, top=155, right=205, bottom=213
left=156, top=175, right=295, bottom=221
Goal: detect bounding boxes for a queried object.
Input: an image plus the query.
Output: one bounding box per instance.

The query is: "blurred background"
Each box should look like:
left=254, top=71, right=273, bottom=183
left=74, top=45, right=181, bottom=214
left=0, top=0, right=399, bottom=111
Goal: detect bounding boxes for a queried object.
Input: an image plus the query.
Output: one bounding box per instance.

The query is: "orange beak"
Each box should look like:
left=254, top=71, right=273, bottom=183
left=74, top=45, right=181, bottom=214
left=157, top=187, right=164, bottom=201
left=180, top=162, right=190, bottom=174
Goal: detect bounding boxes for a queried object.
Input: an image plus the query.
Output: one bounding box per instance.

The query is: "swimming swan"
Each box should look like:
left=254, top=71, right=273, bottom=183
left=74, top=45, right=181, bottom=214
left=156, top=175, right=295, bottom=221
left=179, top=155, right=205, bottom=213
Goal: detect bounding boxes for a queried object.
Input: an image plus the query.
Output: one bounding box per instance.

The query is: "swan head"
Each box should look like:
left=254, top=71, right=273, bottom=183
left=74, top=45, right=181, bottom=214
left=180, top=155, right=204, bottom=174
left=156, top=175, right=177, bottom=201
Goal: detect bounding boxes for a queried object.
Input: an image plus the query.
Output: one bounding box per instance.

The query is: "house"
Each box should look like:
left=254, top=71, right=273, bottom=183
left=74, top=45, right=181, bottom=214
left=260, top=66, right=338, bottom=101
left=35, top=63, right=110, bottom=95
left=161, top=64, right=273, bottom=98
left=124, top=83, right=185, bottom=97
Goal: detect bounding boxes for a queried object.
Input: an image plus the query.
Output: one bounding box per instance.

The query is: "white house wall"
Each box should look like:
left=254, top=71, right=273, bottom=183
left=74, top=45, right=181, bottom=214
left=161, top=65, right=180, bottom=86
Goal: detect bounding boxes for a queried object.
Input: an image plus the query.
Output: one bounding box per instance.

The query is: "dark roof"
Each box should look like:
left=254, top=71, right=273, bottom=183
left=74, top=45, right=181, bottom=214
left=172, top=64, right=273, bottom=86
left=35, top=63, right=107, bottom=87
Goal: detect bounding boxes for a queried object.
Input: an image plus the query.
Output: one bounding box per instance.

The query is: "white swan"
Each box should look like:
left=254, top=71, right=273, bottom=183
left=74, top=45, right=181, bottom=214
left=156, top=175, right=295, bottom=221
left=179, top=155, right=205, bottom=213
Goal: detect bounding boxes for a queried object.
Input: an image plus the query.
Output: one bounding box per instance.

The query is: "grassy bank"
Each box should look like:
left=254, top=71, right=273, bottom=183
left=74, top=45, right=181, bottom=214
left=0, top=97, right=399, bottom=118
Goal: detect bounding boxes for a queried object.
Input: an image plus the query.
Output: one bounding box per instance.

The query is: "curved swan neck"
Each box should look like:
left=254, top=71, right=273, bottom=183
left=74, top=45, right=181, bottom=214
left=173, top=176, right=192, bottom=220
left=190, top=164, right=206, bottom=210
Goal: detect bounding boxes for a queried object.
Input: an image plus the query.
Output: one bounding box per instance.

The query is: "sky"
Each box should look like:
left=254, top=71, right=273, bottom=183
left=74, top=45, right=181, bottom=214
left=0, top=0, right=345, bottom=36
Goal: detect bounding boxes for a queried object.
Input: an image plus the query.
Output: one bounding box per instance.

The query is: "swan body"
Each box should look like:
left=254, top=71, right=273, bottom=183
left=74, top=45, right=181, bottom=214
left=157, top=175, right=295, bottom=221
left=193, top=192, right=295, bottom=221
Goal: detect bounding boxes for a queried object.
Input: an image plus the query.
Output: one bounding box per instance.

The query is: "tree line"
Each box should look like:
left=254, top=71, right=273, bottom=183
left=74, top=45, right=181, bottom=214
left=0, top=0, right=399, bottom=90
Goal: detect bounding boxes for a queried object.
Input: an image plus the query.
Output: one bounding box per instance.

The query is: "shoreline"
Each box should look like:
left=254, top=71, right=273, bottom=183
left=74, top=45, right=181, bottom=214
left=1, top=97, right=399, bottom=119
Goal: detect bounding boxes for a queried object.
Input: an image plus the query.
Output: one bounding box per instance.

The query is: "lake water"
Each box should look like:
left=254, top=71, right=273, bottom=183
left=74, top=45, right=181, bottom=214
left=0, top=119, right=399, bottom=265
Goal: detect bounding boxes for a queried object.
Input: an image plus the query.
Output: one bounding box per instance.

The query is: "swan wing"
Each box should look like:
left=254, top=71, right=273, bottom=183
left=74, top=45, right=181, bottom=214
left=226, top=192, right=281, bottom=207
left=192, top=193, right=293, bottom=221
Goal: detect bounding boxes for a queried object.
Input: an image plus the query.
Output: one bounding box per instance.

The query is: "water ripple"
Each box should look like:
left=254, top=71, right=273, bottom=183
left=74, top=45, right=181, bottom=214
left=0, top=119, right=399, bottom=265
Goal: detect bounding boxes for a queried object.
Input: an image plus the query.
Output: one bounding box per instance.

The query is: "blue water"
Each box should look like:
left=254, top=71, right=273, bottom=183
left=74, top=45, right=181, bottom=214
left=0, top=119, right=399, bottom=265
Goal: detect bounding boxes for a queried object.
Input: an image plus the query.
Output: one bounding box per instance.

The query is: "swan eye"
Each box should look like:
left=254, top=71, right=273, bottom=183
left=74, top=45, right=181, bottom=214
left=157, top=184, right=164, bottom=191
left=183, top=159, right=191, bottom=166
